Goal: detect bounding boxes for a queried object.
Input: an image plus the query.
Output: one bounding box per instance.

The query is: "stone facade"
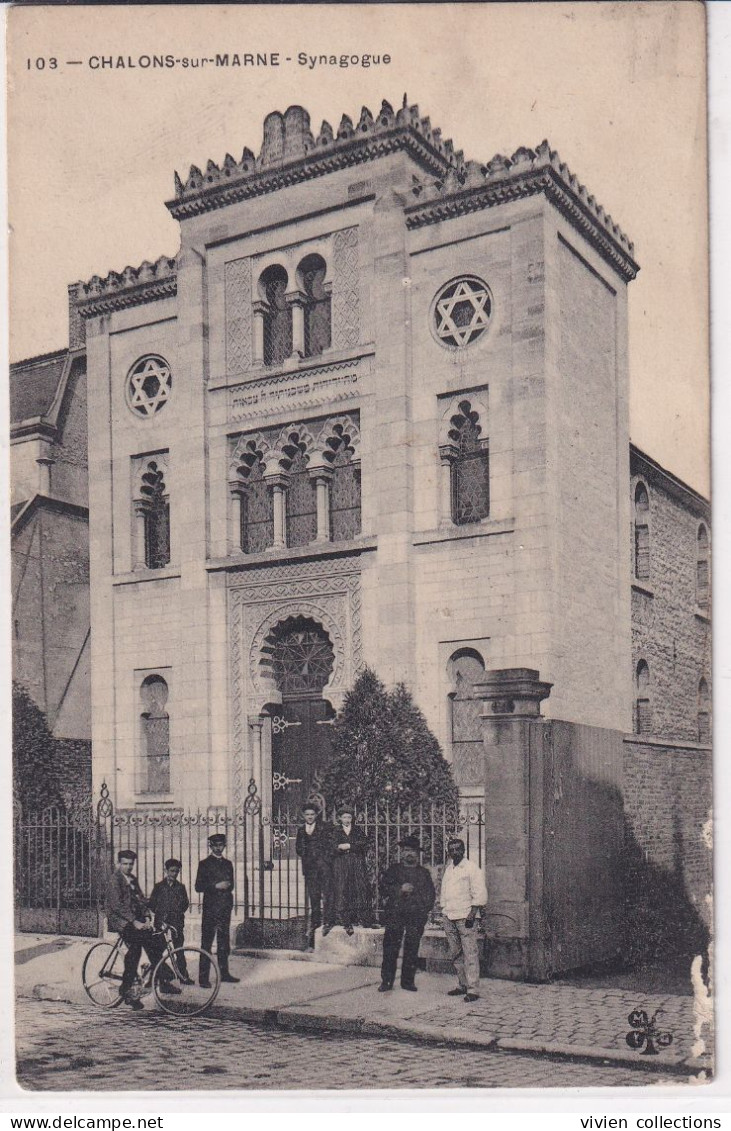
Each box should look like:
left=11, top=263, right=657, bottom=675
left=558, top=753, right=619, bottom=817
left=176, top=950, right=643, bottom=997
left=630, top=446, right=711, bottom=745
left=62, top=97, right=708, bottom=818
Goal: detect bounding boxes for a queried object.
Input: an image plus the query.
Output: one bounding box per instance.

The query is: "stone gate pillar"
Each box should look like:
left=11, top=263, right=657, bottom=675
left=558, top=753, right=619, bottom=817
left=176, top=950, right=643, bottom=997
left=476, top=668, right=552, bottom=981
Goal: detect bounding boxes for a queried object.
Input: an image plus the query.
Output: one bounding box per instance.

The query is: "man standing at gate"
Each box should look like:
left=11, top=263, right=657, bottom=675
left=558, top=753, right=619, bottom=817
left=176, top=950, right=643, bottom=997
left=379, top=836, right=435, bottom=993
left=296, top=803, right=332, bottom=948
left=440, top=836, right=487, bottom=1002
left=195, top=834, right=240, bottom=986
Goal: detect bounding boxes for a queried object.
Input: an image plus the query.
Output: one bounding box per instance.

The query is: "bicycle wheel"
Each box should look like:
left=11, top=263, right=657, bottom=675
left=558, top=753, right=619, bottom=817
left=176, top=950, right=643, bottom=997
left=152, top=947, right=220, bottom=1017
left=82, top=941, right=124, bottom=1008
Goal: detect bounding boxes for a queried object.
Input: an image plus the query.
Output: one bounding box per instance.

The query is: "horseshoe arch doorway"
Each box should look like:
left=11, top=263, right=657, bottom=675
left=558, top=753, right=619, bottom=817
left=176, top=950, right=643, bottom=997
left=263, top=616, right=336, bottom=811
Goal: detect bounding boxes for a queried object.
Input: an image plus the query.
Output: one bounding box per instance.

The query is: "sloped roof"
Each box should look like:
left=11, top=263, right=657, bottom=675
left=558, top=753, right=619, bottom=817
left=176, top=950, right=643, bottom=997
left=10, top=349, right=69, bottom=425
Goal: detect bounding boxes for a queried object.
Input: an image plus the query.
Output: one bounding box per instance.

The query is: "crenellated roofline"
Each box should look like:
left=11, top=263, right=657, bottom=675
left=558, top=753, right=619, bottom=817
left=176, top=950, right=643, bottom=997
left=71, top=256, right=177, bottom=319
left=70, top=100, right=638, bottom=309
left=406, top=141, right=638, bottom=282
left=166, top=98, right=463, bottom=220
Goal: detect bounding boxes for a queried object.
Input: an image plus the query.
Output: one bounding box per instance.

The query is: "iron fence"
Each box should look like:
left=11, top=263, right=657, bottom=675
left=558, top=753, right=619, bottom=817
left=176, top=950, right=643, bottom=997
left=14, top=802, right=103, bottom=936
left=16, top=780, right=484, bottom=941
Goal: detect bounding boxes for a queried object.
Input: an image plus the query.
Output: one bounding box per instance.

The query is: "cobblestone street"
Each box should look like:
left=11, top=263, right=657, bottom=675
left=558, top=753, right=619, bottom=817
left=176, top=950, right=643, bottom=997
left=15, top=1000, right=678, bottom=1092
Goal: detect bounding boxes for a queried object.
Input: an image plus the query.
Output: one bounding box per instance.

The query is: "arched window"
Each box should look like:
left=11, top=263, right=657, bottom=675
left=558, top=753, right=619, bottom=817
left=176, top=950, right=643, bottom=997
left=241, top=459, right=274, bottom=554
left=635, top=660, right=652, bottom=736
left=140, top=462, right=170, bottom=569
left=696, top=524, right=710, bottom=610
left=233, top=440, right=274, bottom=554
left=329, top=427, right=361, bottom=541
left=634, top=482, right=650, bottom=581
left=140, top=675, right=170, bottom=794
left=452, top=412, right=489, bottom=524
left=300, top=254, right=331, bottom=358
left=448, top=648, right=486, bottom=791
left=698, top=677, right=711, bottom=744
left=286, top=445, right=317, bottom=548
left=261, top=265, right=292, bottom=366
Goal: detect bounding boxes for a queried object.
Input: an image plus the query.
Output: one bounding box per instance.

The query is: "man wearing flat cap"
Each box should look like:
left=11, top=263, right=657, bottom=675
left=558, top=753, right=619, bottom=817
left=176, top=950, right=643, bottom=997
left=378, top=835, right=436, bottom=992
left=195, top=833, right=240, bottom=986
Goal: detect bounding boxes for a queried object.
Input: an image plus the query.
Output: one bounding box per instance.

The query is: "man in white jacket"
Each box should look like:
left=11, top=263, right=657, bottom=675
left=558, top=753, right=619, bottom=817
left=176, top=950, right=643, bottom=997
left=440, top=836, right=488, bottom=1002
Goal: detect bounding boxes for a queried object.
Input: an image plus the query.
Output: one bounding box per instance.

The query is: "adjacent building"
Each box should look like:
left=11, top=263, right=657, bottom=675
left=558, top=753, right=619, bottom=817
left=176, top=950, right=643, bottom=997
left=11, top=347, right=91, bottom=806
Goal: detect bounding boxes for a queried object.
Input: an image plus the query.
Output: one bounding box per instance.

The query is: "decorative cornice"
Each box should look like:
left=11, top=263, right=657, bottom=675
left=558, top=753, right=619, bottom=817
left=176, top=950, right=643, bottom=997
left=166, top=99, right=462, bottom=220
left=406, top=141, right=638, bottom=282
left=73, top=255, right=177, bottom=319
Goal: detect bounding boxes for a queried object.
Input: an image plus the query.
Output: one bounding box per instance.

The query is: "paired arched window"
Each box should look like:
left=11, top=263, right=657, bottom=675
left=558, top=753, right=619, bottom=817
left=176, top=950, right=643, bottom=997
left=139, top=461, right=170, bottom=570
left=140, top=674, right=170, bottom=794
left=696, top=524, right=710, bottom=610
left=633, top=482, right=650, bottom=581
left=698, top=677, right=711, bottom=744
left=300, top=254, right=331, bottom=358
left=635, top=660, right=652, bottom=736
left=261, top=264, right=292, bottom=367
left=257, top=255, right=332, bottom=366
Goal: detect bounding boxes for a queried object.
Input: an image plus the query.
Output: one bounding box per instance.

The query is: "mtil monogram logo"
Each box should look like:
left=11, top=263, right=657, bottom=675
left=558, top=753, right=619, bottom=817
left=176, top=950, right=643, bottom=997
left=625, top=1009, right=674, bottom=1055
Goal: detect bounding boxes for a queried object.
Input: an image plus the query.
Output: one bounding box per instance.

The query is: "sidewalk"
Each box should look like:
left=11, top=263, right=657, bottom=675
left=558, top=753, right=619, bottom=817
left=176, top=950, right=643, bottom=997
left=14, top=933, right=712, bottom=1078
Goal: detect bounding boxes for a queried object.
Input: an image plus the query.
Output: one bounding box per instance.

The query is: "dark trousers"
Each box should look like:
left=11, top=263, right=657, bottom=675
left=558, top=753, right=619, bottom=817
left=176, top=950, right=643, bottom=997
left=120, top=923, right=167, bottom=995
left=305, top=874, right=326, bottom=933
left=200, top=904, right=231, bottom=981
left=381, top=918, right=427, bottom=988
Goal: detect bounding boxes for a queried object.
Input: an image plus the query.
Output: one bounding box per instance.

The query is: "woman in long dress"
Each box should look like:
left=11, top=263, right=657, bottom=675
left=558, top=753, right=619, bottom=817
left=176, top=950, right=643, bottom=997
left=324, top=806, right=373, bottom=934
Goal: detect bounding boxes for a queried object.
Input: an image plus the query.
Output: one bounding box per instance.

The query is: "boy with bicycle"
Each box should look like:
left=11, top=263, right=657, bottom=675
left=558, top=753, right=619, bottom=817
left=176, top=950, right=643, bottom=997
left=148, top=858, right=193, bottom=983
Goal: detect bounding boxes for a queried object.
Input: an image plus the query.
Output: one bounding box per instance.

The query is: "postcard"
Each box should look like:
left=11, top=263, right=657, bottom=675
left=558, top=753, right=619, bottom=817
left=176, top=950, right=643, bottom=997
left=7, top=1, right=712, bottom=1096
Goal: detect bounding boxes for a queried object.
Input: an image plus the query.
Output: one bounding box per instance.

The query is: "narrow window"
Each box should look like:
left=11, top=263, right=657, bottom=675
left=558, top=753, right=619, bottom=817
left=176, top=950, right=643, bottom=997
left=452, top=416, right=489, bottom=524
left=241, top=458, right=274, bottom=553
left=698, top=677, right=711, bottom=744
left=140, top=462, right=170, bottom=569
left=697, top=524, right=710, bottom=610
left=261, top=265, right=292, bottom=366
left=286, top=446, right=317, bottom=548
left=141, top=675, right=170, bottom=794
left=634, top=483, right=650, bottom=581
left=635, top=660, right=652, bottom=736
left=300, top=254, right=331, bottom=358
left=330, top=434, right=361, bottom=542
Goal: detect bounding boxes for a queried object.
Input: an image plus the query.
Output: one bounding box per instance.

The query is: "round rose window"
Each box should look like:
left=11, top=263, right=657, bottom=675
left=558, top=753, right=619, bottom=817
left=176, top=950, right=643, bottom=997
left=432, top=277, right=492, bottom=349
left=126, top=355, right=172, bottom=417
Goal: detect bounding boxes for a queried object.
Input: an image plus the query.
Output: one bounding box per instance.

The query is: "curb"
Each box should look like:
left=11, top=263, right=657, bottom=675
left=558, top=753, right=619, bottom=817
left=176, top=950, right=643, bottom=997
left=19, top=981, right=710, bottom=1078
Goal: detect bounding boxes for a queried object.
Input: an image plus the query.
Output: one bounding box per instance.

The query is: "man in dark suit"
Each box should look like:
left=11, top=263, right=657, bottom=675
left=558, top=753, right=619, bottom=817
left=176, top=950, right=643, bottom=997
left=195, top=834, right=240, bottom=986
left=295, top=803, right=332, bottom=948
left=148, top=858, right=193, bottom=983
left=379, top=836, right=436, bottom=993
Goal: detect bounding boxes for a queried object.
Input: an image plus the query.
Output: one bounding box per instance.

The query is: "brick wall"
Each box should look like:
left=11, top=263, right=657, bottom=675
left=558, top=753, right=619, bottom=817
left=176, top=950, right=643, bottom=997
left=630, top=449, right=711, bottom=743
left=623, top=737, right=712, bottom=963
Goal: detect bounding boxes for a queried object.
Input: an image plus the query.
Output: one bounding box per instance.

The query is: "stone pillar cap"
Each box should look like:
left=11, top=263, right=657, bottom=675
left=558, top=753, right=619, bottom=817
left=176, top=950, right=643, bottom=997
left=475, top=668, right=553, bottom=718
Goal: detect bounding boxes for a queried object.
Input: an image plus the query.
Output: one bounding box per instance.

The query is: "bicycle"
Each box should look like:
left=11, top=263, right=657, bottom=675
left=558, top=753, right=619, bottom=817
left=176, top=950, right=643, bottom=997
left=82, top=925, right=221, bottom=1017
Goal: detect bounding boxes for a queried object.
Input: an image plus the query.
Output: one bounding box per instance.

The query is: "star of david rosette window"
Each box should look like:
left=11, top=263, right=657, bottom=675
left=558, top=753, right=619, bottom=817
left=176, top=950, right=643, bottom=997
left=432, top=276, right=492, bottom=350
left=126, top=354, right=172, bottom=417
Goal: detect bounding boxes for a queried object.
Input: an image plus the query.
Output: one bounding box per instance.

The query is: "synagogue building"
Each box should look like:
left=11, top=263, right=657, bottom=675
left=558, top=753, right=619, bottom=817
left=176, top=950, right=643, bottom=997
left=51, top=98, right=708, bottom=822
